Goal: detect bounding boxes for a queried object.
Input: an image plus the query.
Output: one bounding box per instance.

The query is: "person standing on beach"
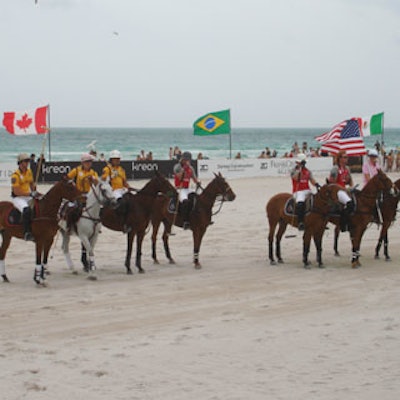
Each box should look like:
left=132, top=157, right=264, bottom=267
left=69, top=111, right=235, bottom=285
left=173, top=151, right=200, bottom=230
left=101, top=149, right=132, bottom=232
left=290, top=153, right=320, bottom=231
left=11, top=153, right=37, bottom=241
left=328, top=150, right=355, bottom=231
left=362, top=149, right=381, bottom=187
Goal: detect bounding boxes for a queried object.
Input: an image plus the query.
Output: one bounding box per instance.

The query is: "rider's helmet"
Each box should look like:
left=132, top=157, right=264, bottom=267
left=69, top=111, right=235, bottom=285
left=17, top=153, right=30, bottom=164
left=109, top=149, right=122, bottom=159
left=81, top=153, right=95, bottom=162
left=295, top=153, right=307, bottom=164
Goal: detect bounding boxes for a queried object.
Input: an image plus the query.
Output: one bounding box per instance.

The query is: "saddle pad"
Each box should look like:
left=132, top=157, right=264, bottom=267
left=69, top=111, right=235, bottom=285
left=6, top=208, right=22, bottom=227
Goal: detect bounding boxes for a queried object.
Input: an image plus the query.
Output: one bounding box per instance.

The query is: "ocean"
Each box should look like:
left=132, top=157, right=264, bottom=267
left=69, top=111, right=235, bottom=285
left=1, top=127, right=399, bottom=162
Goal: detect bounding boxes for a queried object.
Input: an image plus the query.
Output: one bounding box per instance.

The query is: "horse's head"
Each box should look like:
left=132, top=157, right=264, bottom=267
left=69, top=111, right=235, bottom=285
left=212, top=172, right=236, bottom=201
left=58, top=176, right=82, bottom=201
left=151, top=171, right=177, bottom=198
left=95, top=179, right=118, bottom=208
left=315, top=183, right=342, bottom=206
left=367, top=170, right=394, bottom=195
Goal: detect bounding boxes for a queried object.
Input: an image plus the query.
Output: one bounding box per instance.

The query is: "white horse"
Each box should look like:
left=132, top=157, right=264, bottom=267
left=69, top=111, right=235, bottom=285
left=59, top=179, right=117, bottom=280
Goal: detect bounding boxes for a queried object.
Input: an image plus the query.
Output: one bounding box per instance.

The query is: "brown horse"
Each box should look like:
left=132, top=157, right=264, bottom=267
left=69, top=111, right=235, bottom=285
left=0, top=177, right=81, bottom=284
left=374, top=178, right=400, bottom=260
left=100, top=172, right=176, bottom=274
left=329, top=170, right=394, bottom=267
left=266, top=184, right=343, bottom=269
left=150, top=172, right=236, bottom=269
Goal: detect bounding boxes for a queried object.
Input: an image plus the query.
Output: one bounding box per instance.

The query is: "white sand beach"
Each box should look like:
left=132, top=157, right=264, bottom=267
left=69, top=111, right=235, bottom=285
left=1, top=173, right=400, bottom=400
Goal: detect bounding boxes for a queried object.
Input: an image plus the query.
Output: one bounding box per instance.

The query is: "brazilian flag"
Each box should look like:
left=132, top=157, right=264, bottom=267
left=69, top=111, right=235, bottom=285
left=193, top=109, right=231, bottom=136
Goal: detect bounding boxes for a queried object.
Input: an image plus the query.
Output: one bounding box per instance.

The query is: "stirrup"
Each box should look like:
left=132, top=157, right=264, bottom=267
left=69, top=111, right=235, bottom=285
left=298, top=222, right=305, bottom=231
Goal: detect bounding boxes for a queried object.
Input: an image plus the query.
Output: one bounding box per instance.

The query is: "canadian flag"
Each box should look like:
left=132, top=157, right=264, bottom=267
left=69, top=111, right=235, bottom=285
left=2, top=105, right=48, bottom=135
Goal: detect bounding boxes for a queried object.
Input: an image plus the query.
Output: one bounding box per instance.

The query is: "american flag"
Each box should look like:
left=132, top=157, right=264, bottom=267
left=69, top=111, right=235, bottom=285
left=315, top=118, right=367, bottom=156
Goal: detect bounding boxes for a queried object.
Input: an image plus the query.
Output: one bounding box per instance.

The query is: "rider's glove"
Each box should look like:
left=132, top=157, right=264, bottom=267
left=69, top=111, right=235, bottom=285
left=315, top=183, right=321, bottom=191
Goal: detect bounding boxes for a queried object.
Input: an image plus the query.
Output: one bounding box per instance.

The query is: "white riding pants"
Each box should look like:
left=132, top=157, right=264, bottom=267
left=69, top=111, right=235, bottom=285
left=113, top=188, right=128, bottom=200
left=12, top=196, right=31, bottom=212
left=178, top=188, right=193, bottom=202
left=294, top=189, right=311, bottom=203
left=338, top=189, right=351, bottom=205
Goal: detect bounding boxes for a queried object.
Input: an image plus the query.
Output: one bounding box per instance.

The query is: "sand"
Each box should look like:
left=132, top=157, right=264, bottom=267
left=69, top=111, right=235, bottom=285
left=1, top=173, right=400, bottom=400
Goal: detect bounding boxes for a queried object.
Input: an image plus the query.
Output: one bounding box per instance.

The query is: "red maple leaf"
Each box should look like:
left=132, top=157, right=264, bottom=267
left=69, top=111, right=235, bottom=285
left=16, top=113, right=33, bottom=131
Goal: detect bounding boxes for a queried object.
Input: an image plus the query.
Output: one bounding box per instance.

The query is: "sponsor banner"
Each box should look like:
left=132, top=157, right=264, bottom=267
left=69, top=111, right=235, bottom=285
left=131, top=160, right=178, bottom=180
left=0, top=163, right=16, bottom=187
left=197, top=158, right=333, bottom=179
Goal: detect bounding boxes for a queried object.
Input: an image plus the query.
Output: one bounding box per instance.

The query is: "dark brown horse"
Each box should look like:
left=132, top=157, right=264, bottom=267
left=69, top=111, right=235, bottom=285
left=329, top=170, right=394, bottom=268
left=331, top=175, right=399, bottom=262
left=100, top=172, right=176, bottom=274
left=150, top=172, right=236, bottom=269
left=0, top=177, right=81, bottom=284
left=266, top=184, right=343, bottom=269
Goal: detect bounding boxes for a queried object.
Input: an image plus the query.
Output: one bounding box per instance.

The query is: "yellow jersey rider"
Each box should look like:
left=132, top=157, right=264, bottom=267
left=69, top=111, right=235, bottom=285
left=67, top=153, right=99, bottom=195
left=11, top=153, right=37, bottom=241
left=101, top=150, right=132, bottom=232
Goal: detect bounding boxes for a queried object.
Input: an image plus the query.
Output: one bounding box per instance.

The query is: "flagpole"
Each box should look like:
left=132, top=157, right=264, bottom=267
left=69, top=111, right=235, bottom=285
left=381, top=112, right=385, bottom=150
left=228, top=109, right=232, bottom=159
left=35, top=133, right=47, bottom=185
left=47, top=104, right=51, bottom=161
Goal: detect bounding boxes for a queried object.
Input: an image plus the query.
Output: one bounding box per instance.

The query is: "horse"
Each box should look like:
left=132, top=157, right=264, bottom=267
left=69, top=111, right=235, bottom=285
left=150, top=172, right=236, bottom=269
left=100, top=172, right=176, bottom=274
left=59, top=179, right=117, bottom=280
left=266, top=184, right=344, bottom=269
left=329, top=170, right=394, bottom=268
left=374, top=178, right=400, bottom=260
left=0, top=176, right=81, bottom=284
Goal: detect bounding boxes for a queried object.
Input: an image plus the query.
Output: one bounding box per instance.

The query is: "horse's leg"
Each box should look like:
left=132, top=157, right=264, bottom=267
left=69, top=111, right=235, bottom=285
left=334, top=225, right=340, bottom=256
left=267, top=219, right=278, bottom=265
left=81, top=243, right=89, bottom=272
left=34, top=242, right=46, bottom=286
left=61, top=230, right=76, bottom=274
left=151, top=220, right=161, bottom=264
left=351, top=226, right=365, bottom=268
left=375, top=223, right=390, bottom=261
left=383, top=231, right=390, bottom=261
left=313, top=226, right=325, bottom=268
left=125, top=231, right=134, bottom=274
left=275, top=221, right=288, bottom=264
left=135, top=231, right=145, bottom=274
left=193, top=227, right=206, bottom=269
left=303, top=230, right=312, bottom=269
left=80, top=235, right=97, bottom=280
left=0, top=232, right=12, bottom=282
left=162, top=220, right=175, bottom=264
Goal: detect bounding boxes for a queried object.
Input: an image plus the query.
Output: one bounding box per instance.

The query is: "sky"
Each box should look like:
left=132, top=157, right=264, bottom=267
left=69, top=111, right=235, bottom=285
left=1, top=0, right=400, bottom=128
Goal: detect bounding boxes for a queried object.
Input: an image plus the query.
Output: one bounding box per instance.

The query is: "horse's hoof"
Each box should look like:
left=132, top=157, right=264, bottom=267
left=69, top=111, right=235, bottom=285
left=138, top=268, right=145, bottom=274
left=2, top=274, right=10, bottom=283
left=270, top=260, right=277, bottom=266
left=278, top=259, right=284, bottom=264
left=385, top=257, right=392, bottom=262
left=351, top=261, right=360, bottom=269
left=334, top=252, right=340, bottom=257
left=374, top=255, right=380, bottom=260
left=303, top=262, right=311, bottom=269
left=169, top=259, right=176, bottom=265
left=87, top=274, right=98, bottom=281
left=318, top=264, right=325, bottom=269
left=153, top=259, right=160, bottom=265
left=71, top=270, right=78, bottom=275
left=194, top=263, right=202, bottom=270
left=126, top=269, right=133, bottom=275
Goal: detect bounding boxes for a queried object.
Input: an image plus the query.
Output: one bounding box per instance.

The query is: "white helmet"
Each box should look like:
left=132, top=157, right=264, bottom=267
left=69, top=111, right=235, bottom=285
left=368, top=149, right=379, bottom=157
left=109, top=149, right=122, bottom=159
left=295, top=153, right=307, bottom=163
left=81, top=152, right=95, bottom=162
left=17, top=153, right=30, bottom=163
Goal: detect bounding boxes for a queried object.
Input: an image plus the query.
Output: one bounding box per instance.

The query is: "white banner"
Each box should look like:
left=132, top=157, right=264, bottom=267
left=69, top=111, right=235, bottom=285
left=198, top=157, right=333, bottom=179
left=0, top=163, right=16, bottom=187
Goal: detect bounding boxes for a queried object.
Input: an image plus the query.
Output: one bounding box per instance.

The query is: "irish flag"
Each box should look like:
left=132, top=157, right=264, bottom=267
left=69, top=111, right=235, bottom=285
left=2, top=105, right=48, bottom=135
left=361, top=112, right=384, bottom=136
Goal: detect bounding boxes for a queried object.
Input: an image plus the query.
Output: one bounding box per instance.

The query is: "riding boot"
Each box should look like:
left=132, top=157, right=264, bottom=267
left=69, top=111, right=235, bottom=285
left=22, top=207, right=34, bottom=241
left=180, top=200, right=190, bottom=230
left=296, top=202, right=305, bottom=231
left=341, top=200, right=354, bottom=232
left=116, top=197, right=131, bottom=233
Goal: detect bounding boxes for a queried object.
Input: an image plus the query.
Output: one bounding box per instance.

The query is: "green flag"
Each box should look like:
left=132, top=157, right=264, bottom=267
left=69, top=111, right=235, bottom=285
left=362, top=112, right=384, bottom=136
left=193, top=109, right=231, bottom=136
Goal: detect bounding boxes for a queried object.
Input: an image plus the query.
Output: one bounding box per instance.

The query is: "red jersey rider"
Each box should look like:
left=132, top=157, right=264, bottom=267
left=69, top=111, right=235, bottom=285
left=328, top=150, right=355, bottom=232
left=173, top=151, right=200, bottom=229
left=290, top=153, right=320, bottom=231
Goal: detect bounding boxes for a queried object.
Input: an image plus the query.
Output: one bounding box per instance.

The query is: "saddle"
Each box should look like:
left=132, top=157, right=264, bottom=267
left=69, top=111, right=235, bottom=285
left=5, top=200, right=38, bottom=227
left=284, top=195, right=313, bottom=217
left=59, top=200, right=83, bottom=231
